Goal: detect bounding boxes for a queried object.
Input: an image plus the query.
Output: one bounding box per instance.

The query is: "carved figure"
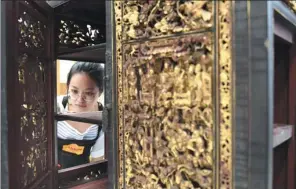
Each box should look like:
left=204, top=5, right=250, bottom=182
left=127, top=67, right=138, bottom=100
left=121, top=35, right=215, bottom=188
left=172, top=65, right=193, bottom=108
left=122, top=0, right=213, bottom=39
left=201, top=65, right=212, bottom=106
left=156, top=62, right=174, bottom=108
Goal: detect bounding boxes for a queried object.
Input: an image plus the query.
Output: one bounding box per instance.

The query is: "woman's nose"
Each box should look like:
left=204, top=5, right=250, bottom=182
left=77, top=94, right=86, bottom=102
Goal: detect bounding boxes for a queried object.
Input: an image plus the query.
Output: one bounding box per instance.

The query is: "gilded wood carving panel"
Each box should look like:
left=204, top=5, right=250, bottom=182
left=114, top=1, right=233, bottom=188
left=122, top=34, right=214, bottom=189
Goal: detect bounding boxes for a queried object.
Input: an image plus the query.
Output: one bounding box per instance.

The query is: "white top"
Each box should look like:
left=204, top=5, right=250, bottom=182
left=57, top=96, right=105, bottom=158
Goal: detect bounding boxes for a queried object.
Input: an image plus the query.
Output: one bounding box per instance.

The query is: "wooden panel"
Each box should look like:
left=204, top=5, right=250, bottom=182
left=289, top=41, right=296, bottom=125
left=113, top=1, right=234, bottom=189
left=273, top=141, right=288, bottom=189
left=5, top=1, right=55, bottom=188
left=274, top=38, right=290, bottom=124
left=288, top=39, right=296, bottom=189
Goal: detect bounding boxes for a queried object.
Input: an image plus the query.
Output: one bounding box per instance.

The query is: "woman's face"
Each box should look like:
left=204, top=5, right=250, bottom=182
left=68, top=73, right=100, bottom=112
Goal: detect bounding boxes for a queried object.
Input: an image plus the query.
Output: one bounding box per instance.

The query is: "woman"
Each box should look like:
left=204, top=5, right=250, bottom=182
left=57, top=62, right=105, bottom=169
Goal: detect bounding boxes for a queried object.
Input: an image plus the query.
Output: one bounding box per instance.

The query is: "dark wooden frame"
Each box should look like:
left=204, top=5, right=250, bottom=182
left=52, top=1, right=110, bottom=188
left=105, top=1, right=117, bottom=188
left=2, top=1, right=295, bottom=189
left=57, top=43, right=106, bottom=62
left=290, top=40, right=296, bottom=189
left=233, top=1, right=296, bottom=189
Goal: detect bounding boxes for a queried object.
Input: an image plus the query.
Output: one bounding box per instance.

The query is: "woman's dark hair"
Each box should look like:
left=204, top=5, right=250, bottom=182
left=67, top=62, right=104, bottom=93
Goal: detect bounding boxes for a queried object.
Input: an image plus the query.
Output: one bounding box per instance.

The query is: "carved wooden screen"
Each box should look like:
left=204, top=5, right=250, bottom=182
left=57, top=17, right=106, bottom=49
left=5, top=1, right=55, bottom=189
left=113, top=1, right=233, bottom=189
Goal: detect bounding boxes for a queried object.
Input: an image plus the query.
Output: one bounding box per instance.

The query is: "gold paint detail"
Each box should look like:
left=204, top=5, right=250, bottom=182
left=218, top=1, right=232, bottom=189
left=115, top=0, right=233, bottom=188
left=116, top=1, right=215, bottom=188
left=122, top=0, right=213, bottom=40
left=114, top=1, right=125, bottom=188
left=122, top=34, right=214, bottom=189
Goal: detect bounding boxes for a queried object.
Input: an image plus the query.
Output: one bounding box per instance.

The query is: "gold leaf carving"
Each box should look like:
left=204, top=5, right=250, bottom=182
left=122, top=0, right=213, bottom=40
left=218, top=1, right=232, bottom=189
left=115, top=0, right=233, bottom=188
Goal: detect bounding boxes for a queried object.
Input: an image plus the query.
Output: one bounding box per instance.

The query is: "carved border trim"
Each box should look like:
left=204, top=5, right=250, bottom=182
left=114, top=2, right=124, bottom=189
left=218, top=1, right=233, bottom=189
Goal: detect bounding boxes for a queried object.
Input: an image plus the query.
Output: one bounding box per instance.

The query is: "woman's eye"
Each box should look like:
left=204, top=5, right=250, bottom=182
left=85, top=92, right=94, bottom=96
left=71, top=89, right=78, bottom=94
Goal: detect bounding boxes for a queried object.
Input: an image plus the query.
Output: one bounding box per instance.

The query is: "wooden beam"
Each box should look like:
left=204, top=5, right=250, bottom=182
left=55, top=13, right=105, bottom=25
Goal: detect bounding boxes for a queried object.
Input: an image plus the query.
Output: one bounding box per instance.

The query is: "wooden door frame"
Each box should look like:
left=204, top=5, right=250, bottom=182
left=105, top=1, right=117, bottom=189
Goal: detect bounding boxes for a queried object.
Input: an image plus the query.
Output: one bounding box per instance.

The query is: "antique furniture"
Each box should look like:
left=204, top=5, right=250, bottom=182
left=1, top=0, right=296, bottom=189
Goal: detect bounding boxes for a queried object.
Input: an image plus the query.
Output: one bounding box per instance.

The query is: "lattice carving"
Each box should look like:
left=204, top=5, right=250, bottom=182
left=18, top=10, right=46, bottom=49
left=17, top=9, right=49, bottom=188
left=58, top=19, right=105, bottom=48
left=122, top=0, right=213, bottom=40
left=218, top=1, right=232, bottom=189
